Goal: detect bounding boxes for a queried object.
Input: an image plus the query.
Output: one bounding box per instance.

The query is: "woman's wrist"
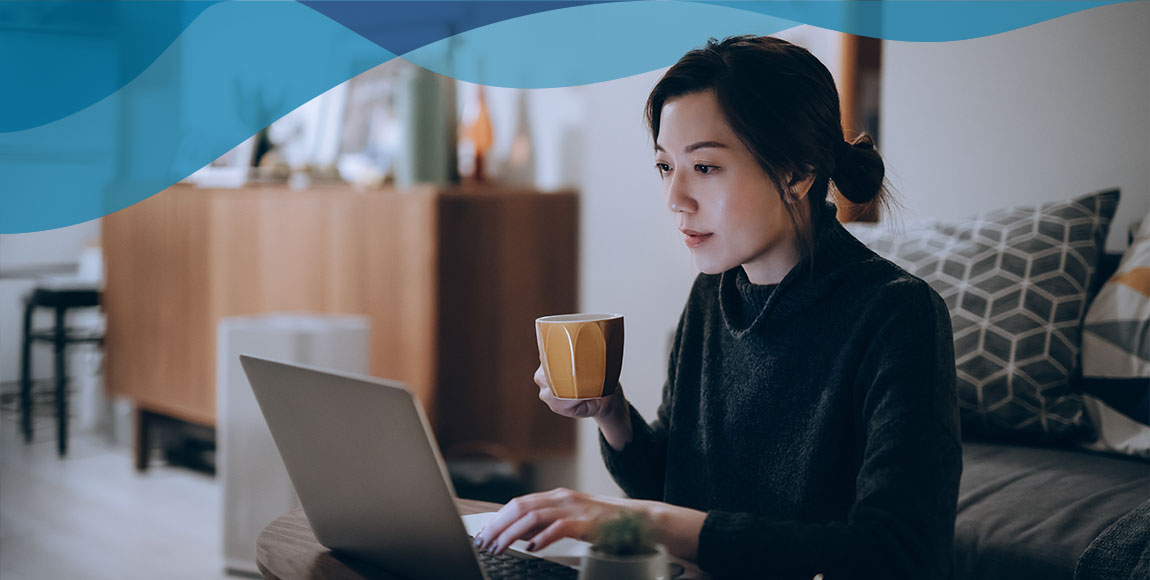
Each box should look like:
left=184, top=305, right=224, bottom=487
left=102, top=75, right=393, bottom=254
left=636, top=500, right=706, bottom=562
left=595, top=388, right=633, bottom=451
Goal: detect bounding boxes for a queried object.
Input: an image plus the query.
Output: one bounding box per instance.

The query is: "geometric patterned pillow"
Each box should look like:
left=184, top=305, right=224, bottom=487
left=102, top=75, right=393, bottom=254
left=1080, top=212, right=1150, bottom=459
left=847, top=189, right=1120, bottom=443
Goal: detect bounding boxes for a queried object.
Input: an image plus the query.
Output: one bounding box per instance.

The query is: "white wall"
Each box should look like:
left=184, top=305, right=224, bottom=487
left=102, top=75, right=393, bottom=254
left=0, top=220, right=101, bottom=271
left=880, top=1, right=1150, bottom=251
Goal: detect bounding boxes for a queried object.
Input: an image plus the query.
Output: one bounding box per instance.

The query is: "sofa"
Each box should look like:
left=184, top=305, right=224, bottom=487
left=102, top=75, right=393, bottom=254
left=952, top=247, right=1149, bottom=580
left=846, top=190, right=1150, bottom=580
left=957, top=438, right=1147, bottom=580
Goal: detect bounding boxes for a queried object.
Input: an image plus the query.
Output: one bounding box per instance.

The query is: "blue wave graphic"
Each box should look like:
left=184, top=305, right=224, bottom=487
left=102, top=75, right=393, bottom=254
left=402, top=1, right=797, bottom=87
left=0, top=1, right=218, bottom=133
left=1, top=1, right=394, bottom=233
left=706, top=1, right=1127, bottom=42
left=0, top=0, right=1130, bottom=232
left=299, top=1, right=602, bottom=56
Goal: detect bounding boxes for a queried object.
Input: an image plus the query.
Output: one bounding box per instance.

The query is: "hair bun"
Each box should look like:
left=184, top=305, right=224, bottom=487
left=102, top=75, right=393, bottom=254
left=834, top=141, right=852, bottom=166
left=831, top=134, right=884, bottom=205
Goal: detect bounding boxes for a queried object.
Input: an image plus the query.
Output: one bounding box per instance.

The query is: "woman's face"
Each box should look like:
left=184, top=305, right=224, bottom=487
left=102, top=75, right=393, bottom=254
left=654, top=90, right=808, bottom=285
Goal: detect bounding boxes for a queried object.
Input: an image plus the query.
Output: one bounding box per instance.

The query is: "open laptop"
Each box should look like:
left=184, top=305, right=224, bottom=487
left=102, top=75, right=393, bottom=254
left=240, top=355, right=578, bottom=580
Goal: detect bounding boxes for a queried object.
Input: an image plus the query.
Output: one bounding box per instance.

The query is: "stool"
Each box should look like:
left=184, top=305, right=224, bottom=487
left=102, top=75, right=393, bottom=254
left=19, top=285, right=104, bottom=457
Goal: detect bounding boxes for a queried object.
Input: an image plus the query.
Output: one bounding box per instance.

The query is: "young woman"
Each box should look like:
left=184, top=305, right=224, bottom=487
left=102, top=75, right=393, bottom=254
left=474, top=35, right=961, bottom=580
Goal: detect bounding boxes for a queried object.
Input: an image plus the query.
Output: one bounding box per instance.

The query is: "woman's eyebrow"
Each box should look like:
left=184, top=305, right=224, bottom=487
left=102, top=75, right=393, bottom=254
left=654, top=141, right=729, bottom=153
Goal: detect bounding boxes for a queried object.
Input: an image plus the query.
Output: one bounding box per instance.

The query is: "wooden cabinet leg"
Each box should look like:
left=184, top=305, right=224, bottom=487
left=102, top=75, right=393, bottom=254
left=134, top=408, right=151, bottom=472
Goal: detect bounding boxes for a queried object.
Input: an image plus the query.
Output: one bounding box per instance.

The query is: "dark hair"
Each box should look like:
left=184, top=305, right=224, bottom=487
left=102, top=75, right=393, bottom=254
left=646, top=35, right=891, bottom=263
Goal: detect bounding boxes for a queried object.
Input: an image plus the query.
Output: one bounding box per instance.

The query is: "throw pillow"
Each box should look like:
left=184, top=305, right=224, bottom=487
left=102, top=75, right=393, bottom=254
left=846, top=190, right=1119, bottom=443
left=1080, top=212, right=1150, bottom=459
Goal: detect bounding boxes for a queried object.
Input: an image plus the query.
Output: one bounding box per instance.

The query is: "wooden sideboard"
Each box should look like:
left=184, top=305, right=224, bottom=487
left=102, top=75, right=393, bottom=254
left=102, top=183, right=578, bottom=469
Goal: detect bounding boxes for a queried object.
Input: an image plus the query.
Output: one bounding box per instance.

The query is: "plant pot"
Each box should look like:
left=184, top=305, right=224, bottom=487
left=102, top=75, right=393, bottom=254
left=578, top=544, right=669, bottom=580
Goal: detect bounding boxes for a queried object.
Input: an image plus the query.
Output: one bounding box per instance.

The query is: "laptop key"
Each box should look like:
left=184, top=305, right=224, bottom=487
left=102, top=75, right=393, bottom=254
left=476, top=549, right=578, bottom=580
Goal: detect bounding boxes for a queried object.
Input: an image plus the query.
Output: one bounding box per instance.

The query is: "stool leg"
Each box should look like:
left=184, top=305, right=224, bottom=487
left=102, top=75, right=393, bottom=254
left=54, top=307, right=68, bottom=458
left=20, top=299, right=34, bottom=443
left=135, top=409, right=151, bottom=472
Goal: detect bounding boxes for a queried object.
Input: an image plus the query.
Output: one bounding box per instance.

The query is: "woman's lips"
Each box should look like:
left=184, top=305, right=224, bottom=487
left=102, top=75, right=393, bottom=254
left=683, top=231, right=713, bottom=248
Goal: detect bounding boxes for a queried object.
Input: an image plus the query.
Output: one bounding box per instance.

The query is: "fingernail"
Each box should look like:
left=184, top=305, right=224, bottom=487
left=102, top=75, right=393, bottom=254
left=473, top=536, right=482, bottom=547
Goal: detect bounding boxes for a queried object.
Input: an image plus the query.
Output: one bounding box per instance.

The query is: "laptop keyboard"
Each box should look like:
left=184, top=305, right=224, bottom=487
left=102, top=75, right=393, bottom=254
left=476, top=548, right=578, bottom=580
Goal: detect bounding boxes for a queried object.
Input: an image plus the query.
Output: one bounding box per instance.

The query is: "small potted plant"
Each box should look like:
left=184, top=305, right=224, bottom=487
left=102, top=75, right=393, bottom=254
left=579, top=511, right=669, bottom=580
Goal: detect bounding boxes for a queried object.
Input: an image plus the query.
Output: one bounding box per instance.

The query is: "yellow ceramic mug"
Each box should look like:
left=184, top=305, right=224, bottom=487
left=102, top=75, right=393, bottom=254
left=535, top=313, right=624, bottom=400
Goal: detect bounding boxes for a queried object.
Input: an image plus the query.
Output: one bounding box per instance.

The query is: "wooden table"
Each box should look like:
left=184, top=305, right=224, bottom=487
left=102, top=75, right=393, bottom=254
left=257, top=499, right=707, bottom=579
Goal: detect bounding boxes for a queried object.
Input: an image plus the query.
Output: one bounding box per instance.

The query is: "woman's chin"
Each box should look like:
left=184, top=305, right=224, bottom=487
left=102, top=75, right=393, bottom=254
left=693, top=257, right=733, bottom=276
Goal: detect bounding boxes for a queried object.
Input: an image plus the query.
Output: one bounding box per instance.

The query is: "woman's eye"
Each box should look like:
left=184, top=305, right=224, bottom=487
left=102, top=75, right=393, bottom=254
left=655, top=163, right=671, bottom=175
left=695, top=164, right=717, bottom=174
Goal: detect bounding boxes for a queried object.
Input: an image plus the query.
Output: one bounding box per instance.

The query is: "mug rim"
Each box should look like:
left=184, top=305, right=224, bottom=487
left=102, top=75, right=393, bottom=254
left=536, top=313, right=623, bottom=323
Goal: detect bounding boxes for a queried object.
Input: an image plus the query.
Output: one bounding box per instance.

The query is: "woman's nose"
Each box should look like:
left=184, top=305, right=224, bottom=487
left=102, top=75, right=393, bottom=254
left=666, top=175, right=695, bottom=214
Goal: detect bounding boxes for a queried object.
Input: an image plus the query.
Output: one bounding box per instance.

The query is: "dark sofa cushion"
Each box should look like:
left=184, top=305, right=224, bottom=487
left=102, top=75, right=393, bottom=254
left=957, top=442, right=1150, bottom=580
left=847, top=190, right=1120, bottom=443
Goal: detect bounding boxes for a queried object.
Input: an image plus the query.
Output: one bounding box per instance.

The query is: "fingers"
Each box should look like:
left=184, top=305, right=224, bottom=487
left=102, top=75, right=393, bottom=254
left=474, top=489, right=637, bottom=556
left=526, top=517, right=590, bottom=553
left=535, top=366, right=553, bottom=402
left=574, top=400, right=603, bottom=418
left=535, top=367, right=607, bottom=420
left=476, top=495, right=537, bottom=551
left=536, top=367, right=558, bottom=404
left=476, top=489, right=583, bottom=554
left=489, top=507, right=564, bottom=555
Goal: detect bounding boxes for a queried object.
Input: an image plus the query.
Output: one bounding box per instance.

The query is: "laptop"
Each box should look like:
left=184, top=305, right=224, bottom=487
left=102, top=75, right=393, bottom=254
left=240, top=355, right=578, bottom=580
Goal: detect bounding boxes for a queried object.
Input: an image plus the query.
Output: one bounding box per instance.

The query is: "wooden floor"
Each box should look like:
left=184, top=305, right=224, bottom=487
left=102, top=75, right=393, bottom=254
left=0, top=405, right=233, bottom=580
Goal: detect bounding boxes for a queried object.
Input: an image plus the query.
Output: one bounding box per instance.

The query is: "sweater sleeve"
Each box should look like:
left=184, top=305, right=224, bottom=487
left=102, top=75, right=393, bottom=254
left=599, top=309, right=686, bottom=501
left=697, top=281, right=963, bottom=580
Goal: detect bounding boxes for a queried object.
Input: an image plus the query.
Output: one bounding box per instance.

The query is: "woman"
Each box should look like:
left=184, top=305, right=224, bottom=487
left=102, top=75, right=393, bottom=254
left=474, top=35, right=962, bottom=580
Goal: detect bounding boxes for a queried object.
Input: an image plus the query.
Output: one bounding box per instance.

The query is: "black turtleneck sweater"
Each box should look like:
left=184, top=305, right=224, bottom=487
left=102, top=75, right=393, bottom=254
left=600, top=204, right=962, bottom=580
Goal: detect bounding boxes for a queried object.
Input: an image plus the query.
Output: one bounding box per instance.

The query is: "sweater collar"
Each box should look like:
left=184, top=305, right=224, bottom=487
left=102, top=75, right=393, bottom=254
left=730, top=267, right=779, bottom=330
left=719, top=201, right=873, bottom=337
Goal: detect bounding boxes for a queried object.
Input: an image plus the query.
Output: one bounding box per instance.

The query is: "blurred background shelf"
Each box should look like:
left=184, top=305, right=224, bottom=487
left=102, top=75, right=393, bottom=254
left=102, top=182, right=579, bottom=471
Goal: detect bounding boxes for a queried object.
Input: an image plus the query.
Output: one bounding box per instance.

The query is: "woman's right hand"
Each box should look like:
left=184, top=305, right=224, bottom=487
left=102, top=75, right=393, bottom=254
left=535, top=365, right=633, bottom=450
left=534, top=365, right=625, bottom=420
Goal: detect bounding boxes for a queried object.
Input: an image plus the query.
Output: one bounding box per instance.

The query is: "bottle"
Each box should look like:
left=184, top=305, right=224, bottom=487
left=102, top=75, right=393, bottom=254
left=503, top=90, right=535, bottom=187
left=460, top=84, right=494, bottom=182
left=394, top=63, right=457, bottom=188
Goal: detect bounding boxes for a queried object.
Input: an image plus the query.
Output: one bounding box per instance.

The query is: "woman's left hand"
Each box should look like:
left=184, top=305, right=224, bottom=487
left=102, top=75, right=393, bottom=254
left=474, top=488, right=707, bottom=561
left=474, top=488, right=636, bottom=555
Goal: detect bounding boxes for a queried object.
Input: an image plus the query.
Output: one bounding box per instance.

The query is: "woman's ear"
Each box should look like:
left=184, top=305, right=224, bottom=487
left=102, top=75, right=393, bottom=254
left=786, top=170, right=816, bottom=203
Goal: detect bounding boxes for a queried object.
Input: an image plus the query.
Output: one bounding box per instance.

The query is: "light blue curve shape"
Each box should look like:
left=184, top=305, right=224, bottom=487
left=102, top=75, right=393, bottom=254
left=1, top=0, right=1132, bottom=232
left=1, top=1, right=394, bottom=233
left=402, top=0, right=797, bottom=87
left=703, top=1, right=1128, bottom=43
left=0, top=1, right=220, bottom=133
left=2, top=0, right=797, bottom=232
